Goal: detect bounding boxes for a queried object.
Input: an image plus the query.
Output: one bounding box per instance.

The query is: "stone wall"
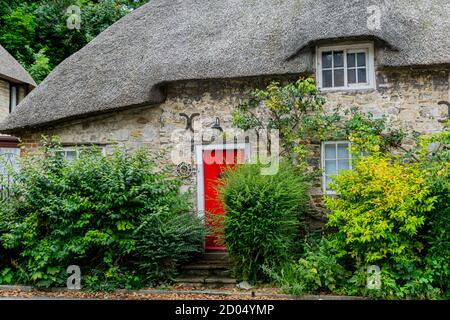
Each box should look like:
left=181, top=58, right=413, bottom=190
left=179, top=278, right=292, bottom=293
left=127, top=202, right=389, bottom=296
left=16, top=68, right=450, bottom=220
left=0, top=80, right=9, bottom=122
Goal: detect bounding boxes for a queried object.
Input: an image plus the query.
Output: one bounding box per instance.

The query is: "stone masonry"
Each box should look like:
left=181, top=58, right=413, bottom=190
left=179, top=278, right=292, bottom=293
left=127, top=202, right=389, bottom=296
left=15, top=68, right=450, bottom=220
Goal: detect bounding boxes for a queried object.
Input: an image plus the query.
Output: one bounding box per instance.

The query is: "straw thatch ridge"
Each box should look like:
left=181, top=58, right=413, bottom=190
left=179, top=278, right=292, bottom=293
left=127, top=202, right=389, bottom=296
left=0, top=45, right=36, bottom=87
left=1, top=0, right=449, bottom=132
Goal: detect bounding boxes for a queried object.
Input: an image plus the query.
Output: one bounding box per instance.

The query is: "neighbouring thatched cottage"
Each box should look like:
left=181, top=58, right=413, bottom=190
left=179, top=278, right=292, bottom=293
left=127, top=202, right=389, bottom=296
left=0, top=0, right=449, bottom=249
left=0, top=44, right=36, bottom=188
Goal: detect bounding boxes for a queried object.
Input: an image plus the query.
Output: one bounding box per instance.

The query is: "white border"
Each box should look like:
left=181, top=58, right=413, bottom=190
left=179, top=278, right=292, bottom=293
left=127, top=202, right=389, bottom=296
left=316, top=42, right=375, bottom=91
left=195, top=143, right=251, bottom=219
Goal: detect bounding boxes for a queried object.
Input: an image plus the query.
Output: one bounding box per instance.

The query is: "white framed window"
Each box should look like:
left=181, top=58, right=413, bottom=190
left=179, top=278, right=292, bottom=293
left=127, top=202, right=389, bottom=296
left=10, top=85, right=26, bottom=113
left=58, top=146, right=106, bottom=162
left=321, top=141, right=352, bottom=194
left=316, top=43, right=375, bottom=91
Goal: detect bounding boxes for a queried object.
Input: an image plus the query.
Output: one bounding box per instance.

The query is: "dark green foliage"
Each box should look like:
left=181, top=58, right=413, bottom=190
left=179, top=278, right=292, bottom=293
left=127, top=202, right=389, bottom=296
left=267, top=237, right=348, bottom=296
left=132, top=208, right=204, bottom=284
left=418, top=127, right=450, bottom=298
left=230, top=78, right=448, bottom=299
left=216, top=161, right=310, bottom=282
left=0, top=140, right=203, bottom=289
left=0, top=0, right=151, bottom=82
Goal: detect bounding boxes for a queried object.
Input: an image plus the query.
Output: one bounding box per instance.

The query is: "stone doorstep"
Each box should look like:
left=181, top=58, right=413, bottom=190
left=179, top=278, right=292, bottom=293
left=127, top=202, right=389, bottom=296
left=181, top=264, right=231, bottom=270
left=0, top=285, right=366, bottom=300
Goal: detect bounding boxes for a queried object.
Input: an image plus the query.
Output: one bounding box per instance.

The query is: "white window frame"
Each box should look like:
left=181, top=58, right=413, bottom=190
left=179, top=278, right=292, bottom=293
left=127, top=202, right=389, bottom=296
left=316, top=43, right=375, bottom=91
left=321, top=141, right=352, bottom=194
left=59, top=146, right=106, bottom=161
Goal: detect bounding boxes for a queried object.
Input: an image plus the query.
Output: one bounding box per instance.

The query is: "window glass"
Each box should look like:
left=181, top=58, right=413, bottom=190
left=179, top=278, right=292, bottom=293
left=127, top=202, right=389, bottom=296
left=318, top=45, right=372, bottom=89
left=325, top=160, right=337, bottom=174
left=323, top=141, right=352, bottom=193
left=347, top=53, right=356, bottom=68
left=337, top=143, right=349, bottom=158
left=10, top=86, right=17, bottom=112
left=58, top=147, right=104, bottom=162
left=65, top=151, right=77, bottom=162
left=357, top=52, right=366, bottom=66
left=333, top=51, right=344, bottom=68
left=334, top=69, right=345, bottom=87
left=338, top=159, right=350, bottom=171
left=348, top=69, right=356, bottom=84
left=322, top=70, right=333, bottom=88
left=324, top=144, right=336, bottom=159
left=358, top=68, right=367, bottom=83
left=322, top=52, right=333, bottom=68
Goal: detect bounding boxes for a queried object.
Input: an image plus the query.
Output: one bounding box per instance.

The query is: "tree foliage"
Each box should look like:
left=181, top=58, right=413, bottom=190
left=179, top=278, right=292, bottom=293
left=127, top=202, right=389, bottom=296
left=0, top=0, right=151, bottom=83
left=231, top=78, right=448, bottom=299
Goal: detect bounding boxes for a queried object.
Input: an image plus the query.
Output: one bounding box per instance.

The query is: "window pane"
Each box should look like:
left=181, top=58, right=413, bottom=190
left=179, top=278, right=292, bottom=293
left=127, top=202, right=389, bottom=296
left=325, top=176, right=335, bottom=191
left=358, top=68, right=367, bottom=83
left=357, top=52, right=366, bottom=66
left=337, top=143, right=349, bottom=158
left=348, top=69, right=356, bottom=84
left=338, top=159, right=350, bottom=171
left=322, top=52, right=332, bottom=68
left=333, top=51, right=344, bottom=68
left=324, top=144, right=336, bottom=159
left=325, top=160, right=337, bottom=174
left=347, top=53, right=356, bottom=68
left=334, top=69, right=344, bottom=87
left=65, top=151, right=77, bottom=162
left=322, top=70, right=333, bottom=88
left=10, top=86, right=17, bottom=112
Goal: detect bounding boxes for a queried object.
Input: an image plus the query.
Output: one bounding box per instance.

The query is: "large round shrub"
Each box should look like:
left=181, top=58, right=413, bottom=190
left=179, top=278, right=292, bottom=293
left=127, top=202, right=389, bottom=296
left=217, top=161, right=309, bottom=282
left=0, top=141, right=204, bottom=289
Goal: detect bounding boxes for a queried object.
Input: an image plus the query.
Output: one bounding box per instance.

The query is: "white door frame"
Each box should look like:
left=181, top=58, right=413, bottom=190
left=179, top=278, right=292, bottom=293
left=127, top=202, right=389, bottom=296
left=195, top=143, right=251, bottom=220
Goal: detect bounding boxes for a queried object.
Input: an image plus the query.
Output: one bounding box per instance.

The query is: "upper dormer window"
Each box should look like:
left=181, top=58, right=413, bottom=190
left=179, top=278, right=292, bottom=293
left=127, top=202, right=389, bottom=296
left=316, top=43, right=375, bottom=90
left=10, top=84, right=26, bottom=113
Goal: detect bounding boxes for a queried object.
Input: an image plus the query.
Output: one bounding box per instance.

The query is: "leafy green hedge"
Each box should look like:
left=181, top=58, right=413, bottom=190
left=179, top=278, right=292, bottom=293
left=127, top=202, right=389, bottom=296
left=269, top=128, right=449, bottom=299
left=216, top=161, right=310, bottom=282
left=0, top=141, right=204, bottom=290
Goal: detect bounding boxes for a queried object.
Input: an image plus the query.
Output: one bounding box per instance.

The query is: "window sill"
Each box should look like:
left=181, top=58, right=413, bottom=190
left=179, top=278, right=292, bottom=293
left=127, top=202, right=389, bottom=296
left=318, top=87, right=376, bottom=94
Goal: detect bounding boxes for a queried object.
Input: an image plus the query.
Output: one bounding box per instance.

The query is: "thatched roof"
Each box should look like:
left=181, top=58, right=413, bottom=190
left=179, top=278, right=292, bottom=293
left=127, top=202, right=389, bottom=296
left=0, top=44, right=36, bottom=87
left=1, top=0, right=449, bottom=132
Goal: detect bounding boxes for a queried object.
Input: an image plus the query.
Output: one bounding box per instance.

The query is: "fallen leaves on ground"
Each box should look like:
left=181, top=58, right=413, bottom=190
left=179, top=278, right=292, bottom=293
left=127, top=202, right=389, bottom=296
left=0, top=288, right=289, bottom=300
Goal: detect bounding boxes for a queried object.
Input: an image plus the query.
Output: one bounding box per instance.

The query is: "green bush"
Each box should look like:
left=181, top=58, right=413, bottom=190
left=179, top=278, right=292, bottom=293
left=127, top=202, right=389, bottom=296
left=267, top=237, right=348, bottom=295
left=0, top=141, right=204, bottom=289
left=417, top=127, right=450, bottom=298
left=216, top=161, right=310, bottom=282
left=324, top=155, right=436, bottom=265
left=323, top=150, right=447, bottom=299
left=132, top=208, right=204, bottom=285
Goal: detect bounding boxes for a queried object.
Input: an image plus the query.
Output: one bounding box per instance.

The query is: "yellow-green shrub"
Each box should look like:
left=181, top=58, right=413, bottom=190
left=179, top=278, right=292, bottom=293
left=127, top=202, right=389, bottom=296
left=324, top=155, right=436, bottom=265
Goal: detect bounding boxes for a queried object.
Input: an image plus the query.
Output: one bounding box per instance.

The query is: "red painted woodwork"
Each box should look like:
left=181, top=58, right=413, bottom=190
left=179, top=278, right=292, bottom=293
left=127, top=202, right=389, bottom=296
left=203, top=148, right=245, bottom=251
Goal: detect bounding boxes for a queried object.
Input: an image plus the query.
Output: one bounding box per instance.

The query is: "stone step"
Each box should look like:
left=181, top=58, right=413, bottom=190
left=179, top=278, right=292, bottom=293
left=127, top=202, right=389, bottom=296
left=176, top=252, right=236, bottom=288
left=182, top=262, right=232, bottom=269
left=182, top=268, right=231, bottom=277
left=202, top=252, right=230, bottom=261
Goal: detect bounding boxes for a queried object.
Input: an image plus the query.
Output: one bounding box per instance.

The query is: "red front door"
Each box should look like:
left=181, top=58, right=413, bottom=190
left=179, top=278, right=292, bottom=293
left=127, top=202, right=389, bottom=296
left=202, top=148, right=245, bottom=251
